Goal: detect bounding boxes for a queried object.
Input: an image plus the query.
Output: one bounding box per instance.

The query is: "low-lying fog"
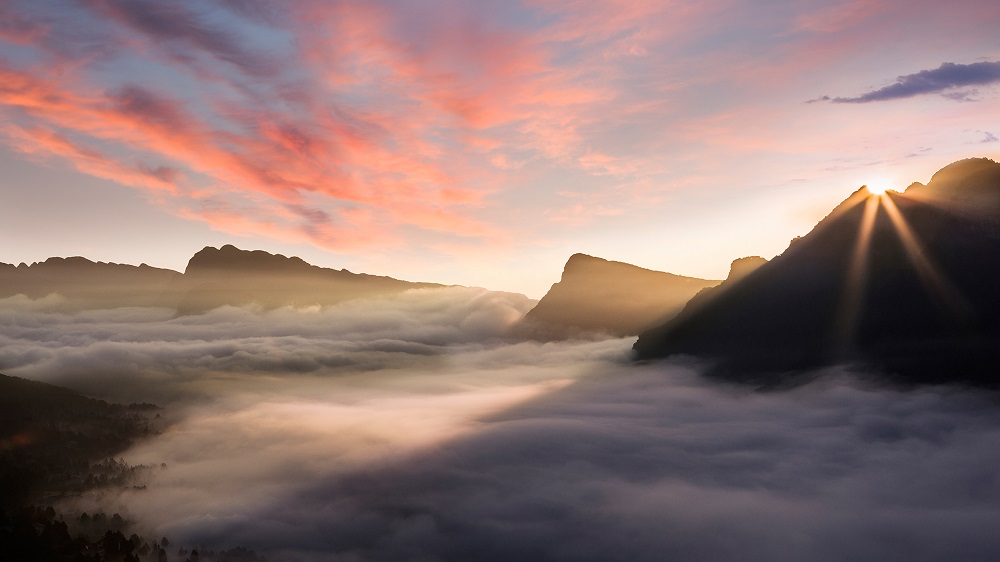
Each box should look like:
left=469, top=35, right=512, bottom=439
left=3, top=288, right=1000, bottom=561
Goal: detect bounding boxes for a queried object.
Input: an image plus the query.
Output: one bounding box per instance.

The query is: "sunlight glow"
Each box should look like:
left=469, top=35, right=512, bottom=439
left=865, top=183, right=888, bottom=196
left=862, top=173, right=899, bottom=197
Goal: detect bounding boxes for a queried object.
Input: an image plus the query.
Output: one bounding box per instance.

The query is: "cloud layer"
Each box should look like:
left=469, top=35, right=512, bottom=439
left=0, top=287, right=542, bottom=402
left=4, top=291, right=1000, bottom=560
left=154, top=363, right=1000, bottom=562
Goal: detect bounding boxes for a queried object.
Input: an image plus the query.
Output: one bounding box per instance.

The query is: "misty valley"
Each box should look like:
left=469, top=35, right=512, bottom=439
left=3, top=158, right=1000, bottom=561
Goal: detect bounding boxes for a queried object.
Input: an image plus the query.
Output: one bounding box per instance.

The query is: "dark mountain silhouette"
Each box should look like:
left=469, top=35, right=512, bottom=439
left=1, top=245, right=442, bottom=314
left=0, top=373, right=160, bottom=508
left=175, top=244, right=443, bottom=314
left=0, top=257, right=181, bottom=310
left=634, top=157, right=1000, bottom=387
left=519, top=253, right=720, bottom=337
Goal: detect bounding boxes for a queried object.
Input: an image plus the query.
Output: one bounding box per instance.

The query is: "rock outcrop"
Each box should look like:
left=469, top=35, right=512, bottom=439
left=520, top=253, right=720, bottom=337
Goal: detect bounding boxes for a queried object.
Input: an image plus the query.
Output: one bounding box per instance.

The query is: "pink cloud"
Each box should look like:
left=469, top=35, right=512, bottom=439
left=2, top=0, right=702, bottom=255
left=0, top=41, right=494, bottom=250
left=3, top=124, right=179, bottom=193
left=794, top=0, right=886, bottom=34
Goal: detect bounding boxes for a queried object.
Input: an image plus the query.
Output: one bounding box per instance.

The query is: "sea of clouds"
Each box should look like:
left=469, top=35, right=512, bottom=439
left=3, top=288, right=1000, bottom=561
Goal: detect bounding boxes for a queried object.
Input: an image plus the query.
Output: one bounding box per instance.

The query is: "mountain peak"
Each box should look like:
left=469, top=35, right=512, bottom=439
left=912, top=157, right=1000, bottom=212
left=521, top=253, right=721, bottom=337
left=928, top=157, right=998, bottom=185
left=185, top=245, right=312, bottom=275
left=562, top=253, right=606, bottom=276
left=727, top=256, right=767, bottom=283
left=561, top=253, right=683, bottom=282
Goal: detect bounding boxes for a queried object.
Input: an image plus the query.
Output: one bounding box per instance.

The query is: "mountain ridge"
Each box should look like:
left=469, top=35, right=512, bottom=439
left=177, top=244, right=443, bottom=314
left=634, top=157, right=1000, bottom=387
left=1, top=245, right=442, bottom=314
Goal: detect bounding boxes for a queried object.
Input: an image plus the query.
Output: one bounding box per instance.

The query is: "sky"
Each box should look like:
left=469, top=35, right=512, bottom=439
left=1, top=0, right=999, bottom=297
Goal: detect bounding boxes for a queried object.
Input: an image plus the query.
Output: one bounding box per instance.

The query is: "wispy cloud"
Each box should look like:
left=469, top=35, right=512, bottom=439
left=0, top=1, right=529, bottom=251
left=0, top=0, right=742, bottom=256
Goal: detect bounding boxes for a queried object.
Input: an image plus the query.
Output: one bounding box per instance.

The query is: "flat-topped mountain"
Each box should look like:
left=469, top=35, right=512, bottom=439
left=520, top=253, right=721, bottom=337
left=634, top=157, right=1000, bottom=387
left=0, top=245, right=442, bottom=314
left=177, top=245, right=442, bottom=314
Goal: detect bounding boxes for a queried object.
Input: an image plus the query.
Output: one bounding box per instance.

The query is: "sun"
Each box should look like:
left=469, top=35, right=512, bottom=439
left=862, top=173, right=896, bottom=196
left=865, top=182, right=888, bottom=196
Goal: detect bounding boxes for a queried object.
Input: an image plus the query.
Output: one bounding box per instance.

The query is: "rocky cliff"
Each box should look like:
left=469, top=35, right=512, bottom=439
left=521, top=253, right=720, bottom=337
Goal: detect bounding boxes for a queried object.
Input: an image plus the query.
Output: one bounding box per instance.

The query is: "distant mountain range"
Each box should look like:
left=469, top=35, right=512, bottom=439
left=519, top=253, right=721, bottom=337
left=176, top=245, right=441, bottom=314
left=634, top=157, right=1000, bottom=387
left=0, top=257, right=181, bottom=310
left=0, top=245, right=440, bottom=314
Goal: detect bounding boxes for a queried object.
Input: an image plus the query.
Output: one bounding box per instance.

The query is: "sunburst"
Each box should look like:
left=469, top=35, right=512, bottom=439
left=865, top=183, right=888, bottom=196
left=835, top=190, right=969, bottom=356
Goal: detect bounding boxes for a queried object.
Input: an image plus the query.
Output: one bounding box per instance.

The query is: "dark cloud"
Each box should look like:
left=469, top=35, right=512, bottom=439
left=0, top=5, right=47, bottom=44
left=983, top=131, right=998, bottom=143
left=137, top=163, right=182, bottom=183
left=287, top=203, right=334, bottom=234
left=940, top=89, right=979, bottom=102
left=830, top=61, right=1000, bottom=103
left=110, top=84, right=191, bottom=130
left=213, top=0, right=286, bottom=25
left=83, top=0, right=279, bottom=77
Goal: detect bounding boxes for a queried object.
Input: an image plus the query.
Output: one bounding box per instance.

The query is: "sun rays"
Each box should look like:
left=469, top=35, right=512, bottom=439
left=835, top=186, right=970, bottom=356
left=835, top=194, right=879, bottom=353
left=879, top=194, right=971, bottom=325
